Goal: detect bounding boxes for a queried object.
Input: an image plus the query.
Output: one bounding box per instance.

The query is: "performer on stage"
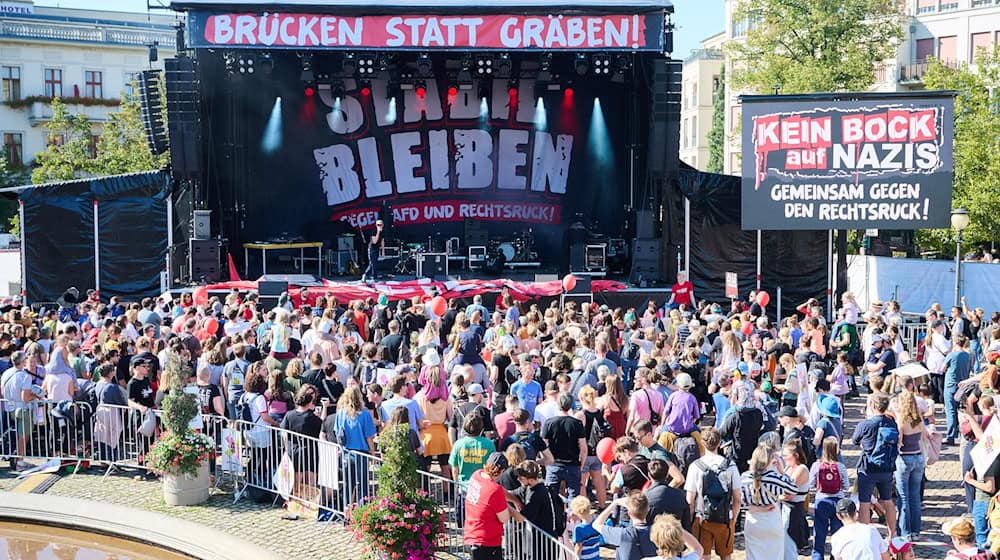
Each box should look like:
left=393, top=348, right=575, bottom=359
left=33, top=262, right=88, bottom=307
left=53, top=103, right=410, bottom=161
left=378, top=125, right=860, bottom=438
left=362, top=219, right=384, bottom=283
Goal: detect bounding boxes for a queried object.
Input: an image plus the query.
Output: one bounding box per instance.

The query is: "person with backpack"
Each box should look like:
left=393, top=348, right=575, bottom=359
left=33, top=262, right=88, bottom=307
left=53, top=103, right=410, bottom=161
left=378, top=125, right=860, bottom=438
left=501, top=408, right=553, bottom=465
left=814, top=393, right=844, bottom=448
left=894, top=388, right=929, bottom=542
left=720, top=382, right=765, bottom=472
left=684, top=427, right=741, bottom=560
left=576, top=384, right=611, bottom=507
left=944, top=517, right=998, bottom=560
left=778, top=406, right=816, bottom=466
left=810, top=436, right=851, bottom=560
left=851, top=393, right=898, bottom=539
left=593, top=493, right=659, bottom=560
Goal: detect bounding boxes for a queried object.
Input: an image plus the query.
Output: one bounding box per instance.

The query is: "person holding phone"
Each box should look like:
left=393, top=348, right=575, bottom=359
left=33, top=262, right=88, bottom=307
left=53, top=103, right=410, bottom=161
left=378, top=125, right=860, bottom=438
left=361, top=220, right=384, bottom=283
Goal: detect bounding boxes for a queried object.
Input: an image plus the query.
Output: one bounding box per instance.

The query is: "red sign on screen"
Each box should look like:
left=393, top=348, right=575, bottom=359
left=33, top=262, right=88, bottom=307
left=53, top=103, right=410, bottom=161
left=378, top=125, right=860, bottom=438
left=197, top=13, right=652, bottom=50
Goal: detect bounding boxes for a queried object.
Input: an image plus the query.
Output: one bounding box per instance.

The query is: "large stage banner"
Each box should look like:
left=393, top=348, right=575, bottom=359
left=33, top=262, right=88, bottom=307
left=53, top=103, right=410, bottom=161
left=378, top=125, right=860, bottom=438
left=187, top=11, right=666, bottom=51
left=740, top=92, right=954, bottom=231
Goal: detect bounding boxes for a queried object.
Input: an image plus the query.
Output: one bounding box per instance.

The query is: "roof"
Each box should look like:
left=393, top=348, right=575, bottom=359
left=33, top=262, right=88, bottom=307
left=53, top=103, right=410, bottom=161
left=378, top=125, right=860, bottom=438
left=170, top=0, right=673, bottom=12
left=3, top=170, right=165, bottom=194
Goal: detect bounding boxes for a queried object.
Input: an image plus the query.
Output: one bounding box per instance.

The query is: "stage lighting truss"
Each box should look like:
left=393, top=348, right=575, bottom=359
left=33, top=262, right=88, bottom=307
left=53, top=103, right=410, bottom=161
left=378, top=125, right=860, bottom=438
left=495, top=53, right=513, bottom=78
left=416, top=53, right=433, bottom=77
left=574, top=53, right=590, bottom=76
left=475, top=55, right=494, bottom=76
left=592, top=54, right=611, bottom=75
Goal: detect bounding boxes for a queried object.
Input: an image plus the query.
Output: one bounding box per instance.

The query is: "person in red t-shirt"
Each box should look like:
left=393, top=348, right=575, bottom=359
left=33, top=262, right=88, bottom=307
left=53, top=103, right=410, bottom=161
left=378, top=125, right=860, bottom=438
left=667, top=272, right=695, bottom=310
left=464, top=452, right=514, bottom=559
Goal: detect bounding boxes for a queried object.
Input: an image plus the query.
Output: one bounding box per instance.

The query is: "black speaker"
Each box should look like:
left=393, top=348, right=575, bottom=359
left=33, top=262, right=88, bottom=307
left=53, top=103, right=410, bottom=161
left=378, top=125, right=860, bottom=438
left=189, top=239, right=220, bottom=283
left=569, top=243, right=586, bottom=272
left=137, top=70, right=167, bottom=156
left=636, top=210, right=656, bottom=238
left=647, top=58, right=682, bottom=176
left=418, top=253, right=448, bottom=280
left=566, top=275, right=592, bottom=295
left=258, top=280, right=288, bottom=310
left=165, top=56, right=201, bottom=181
left=631, top=238, right=662, bottom=284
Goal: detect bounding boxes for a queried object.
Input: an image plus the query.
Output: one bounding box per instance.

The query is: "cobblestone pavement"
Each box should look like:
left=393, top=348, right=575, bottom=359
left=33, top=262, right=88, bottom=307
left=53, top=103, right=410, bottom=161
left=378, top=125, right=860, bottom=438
left=0, top=468, right=365, bottom=560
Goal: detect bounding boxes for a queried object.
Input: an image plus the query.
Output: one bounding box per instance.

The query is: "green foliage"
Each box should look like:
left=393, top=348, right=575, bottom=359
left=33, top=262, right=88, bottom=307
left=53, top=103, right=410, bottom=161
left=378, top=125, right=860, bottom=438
left=0, top=154, right=28, bottom=236
left=919, top=49, right=1000, bottom=255
left=148, top=351, right=212, bottom=476
left=3, top=95, right=121, bottom=109
left=376, top=424, right=420, bottom=499
left=707, top=66, right=726, bottom=174
left=348, top=423, right=445, bottom=560
left=94, top=85, right=170, bottom=174
left=727, top=0, right=904, bottom=94
left=31, top=97, right=93, bottom=184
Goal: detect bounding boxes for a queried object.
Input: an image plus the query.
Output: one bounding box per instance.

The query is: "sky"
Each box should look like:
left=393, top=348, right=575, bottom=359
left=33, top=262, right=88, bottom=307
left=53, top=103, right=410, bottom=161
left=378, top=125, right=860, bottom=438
left=36, top=0, right=727, bottom=59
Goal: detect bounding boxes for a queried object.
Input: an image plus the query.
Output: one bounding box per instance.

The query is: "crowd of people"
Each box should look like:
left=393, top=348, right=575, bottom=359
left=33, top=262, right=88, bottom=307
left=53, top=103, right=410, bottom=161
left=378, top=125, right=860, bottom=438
left=2, top=279, right=1000, bottom=560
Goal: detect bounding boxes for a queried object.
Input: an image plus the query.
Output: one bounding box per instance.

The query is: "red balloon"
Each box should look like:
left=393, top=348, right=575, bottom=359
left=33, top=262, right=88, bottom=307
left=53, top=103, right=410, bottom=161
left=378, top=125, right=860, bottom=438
left=741, top=320, right=753, bottom=335
left=562, top=274, right=577, bottom=292
left=596, top=437, right=616, bottom=465
left=205, top=317, right=219, bottom=336
left=430, top=296, right=447, bottom=317
left=192, top=286, right=208, bottom=306
left=756, top=290, right=770, bottom=307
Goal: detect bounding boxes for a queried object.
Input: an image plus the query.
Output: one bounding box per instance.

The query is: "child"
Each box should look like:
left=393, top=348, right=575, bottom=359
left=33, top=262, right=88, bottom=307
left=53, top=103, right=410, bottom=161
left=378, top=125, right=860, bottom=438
left=889, top=537, right=915, bottom=560
left=648, top=513, right=703, bottom=560
left=809, top=436, right=850, bottom=560
left=594, top=493, right=658, bottom=560
left=918, top=383, right=936, bottom=426
left=570, top=496, right=602, bottom=560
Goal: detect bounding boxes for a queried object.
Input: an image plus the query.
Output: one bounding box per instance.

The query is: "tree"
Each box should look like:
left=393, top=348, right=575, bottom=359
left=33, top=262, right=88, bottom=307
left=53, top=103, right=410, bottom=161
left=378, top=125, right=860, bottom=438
left=93, top=85, right=169, bottom=174
left=31, top=97, right=94, bottom=184
left=726, top=0, right=904, bottom=94
left=0, top=154, right=29, bottom=235
left=920, top=48, right=1000, bottom=256
left=707, top=66, right=726, bottom=174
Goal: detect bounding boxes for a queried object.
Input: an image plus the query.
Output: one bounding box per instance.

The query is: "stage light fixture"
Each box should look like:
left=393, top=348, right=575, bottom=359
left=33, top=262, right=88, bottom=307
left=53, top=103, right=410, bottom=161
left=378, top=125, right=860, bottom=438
left=540, top=53, right=552, bottom=71
left=400, top=81, right=415, bottom=91
left=300, top=54, right=314, bottom=83
left=496, top=53, right=513, bottom=78
left=537, top=53, right=553, bottom=83
left=258, top=53, right=273, bottom=75
left=304, top=86, right=315, bottom=97
left=592, top=54, right=611, bottom=75
left=224, top=52, right=238, bottom=74
left=332, top=81, right=346, bottom=99
left=475, top=56, right=494, bottom=75
left=359, top=79, right=372, bottom=96
left=416, top=53, right=433, bottom=77
left=357, top=54, right=376, bottom=75
left=342, top=53, right=357, bottom=75
left=457, top=69, right=474, bottom=90
left=415, top=80, right=427, bottom=98
left=478, top=84, right=490, bottom=101
left=448, top=85, right=459, bottom=97
left=565, top=87, right=574, bottom=96
left=507, top=79, right=518, bottom=98
left=574, top=54, right=590, bottom=76
left=237, top=55, right=254, bottom=74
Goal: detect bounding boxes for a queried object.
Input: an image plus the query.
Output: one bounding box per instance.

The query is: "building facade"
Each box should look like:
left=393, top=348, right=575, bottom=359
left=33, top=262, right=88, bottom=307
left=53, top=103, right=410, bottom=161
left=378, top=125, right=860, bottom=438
left=688, top=0, right=1000, bottom=175
left=678, top=33, right=723, bottom=170
left=0, top=1, right=177, bottom=168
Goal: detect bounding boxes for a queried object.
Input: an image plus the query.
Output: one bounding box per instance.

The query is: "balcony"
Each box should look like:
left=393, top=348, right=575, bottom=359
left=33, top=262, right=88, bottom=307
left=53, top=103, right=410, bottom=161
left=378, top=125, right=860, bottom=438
left=898, top=59, right=957, bottom=84
left=0, top=19, right=175, bottom=49
left=684, top=48, right=724, bottom=64
left=27, top=100, right=118, bottom=126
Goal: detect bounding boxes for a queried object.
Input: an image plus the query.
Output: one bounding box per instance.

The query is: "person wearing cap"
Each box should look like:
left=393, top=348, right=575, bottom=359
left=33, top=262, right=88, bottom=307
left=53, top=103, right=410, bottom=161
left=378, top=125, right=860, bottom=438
left=778, top=405, right=815, bottom=462
left=463, top=451, right=515, bottom=559
left=887, top=537, right=914, bottom=560
left=658, top=372, right=703, bottom=452
left=943, top=517, right=989, bottom=559
left=830, top=498, right=889, bottom=560
left=926, top=319, right=952, bottom=402
left=450, top=382, right=494, bottom=442
left=360, top=219, right=384, bottom=283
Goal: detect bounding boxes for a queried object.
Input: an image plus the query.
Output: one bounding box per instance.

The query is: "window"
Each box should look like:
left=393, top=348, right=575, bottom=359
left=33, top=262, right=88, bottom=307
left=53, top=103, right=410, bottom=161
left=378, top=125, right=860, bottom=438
left=916, top=38, right=935, bottom=61
left=47, top=133, right=65, bottom=147
left=44, top=68, right=62, bottom=98
left=89, top=134, right=100, bottom=158
left=939, top=1, right=958, bottom=10
left=3, top=133, right=22, bottom=166
left=692, top=83, right=698, bottom=108
left=85, top=70, right=103, bottom=98
left=691, top=115, right=698, bottom=147
left=1, top=66, right=20, bottom=102
left=938, top=35, right=958, bottom=63
left=972, top=32, right=993, bottom=62
left=123, top=71, right=140, bottom=97
left=916, top=0, right=936, bottom=13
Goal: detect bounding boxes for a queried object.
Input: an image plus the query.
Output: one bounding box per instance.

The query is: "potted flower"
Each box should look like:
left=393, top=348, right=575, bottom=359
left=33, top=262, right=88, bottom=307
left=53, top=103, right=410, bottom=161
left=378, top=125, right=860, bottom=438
left=146, top=353, right=214, bottom=506
left=347, top=425, right=446, bottom=560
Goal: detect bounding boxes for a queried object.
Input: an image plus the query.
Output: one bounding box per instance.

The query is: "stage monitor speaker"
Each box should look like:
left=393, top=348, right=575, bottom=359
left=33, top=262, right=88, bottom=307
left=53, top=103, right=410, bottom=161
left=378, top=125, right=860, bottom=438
left=569, top=243, right=586, bottom=272
left=137, top=70, right=167, bottom=156
left=165, top=56, right=201, bottom=181
left=258, top=280, right=288, bottom=310
left=464, top=219, right=488, bottom=247
left=418, top=253, right=448, bottom=280
left=189, top=239, right=220, bottom=283
left=566, top=275, right=592, bottom=295
left=193, top=210, right=211, bottom=240
left=631, top=238, right=662, bottom=284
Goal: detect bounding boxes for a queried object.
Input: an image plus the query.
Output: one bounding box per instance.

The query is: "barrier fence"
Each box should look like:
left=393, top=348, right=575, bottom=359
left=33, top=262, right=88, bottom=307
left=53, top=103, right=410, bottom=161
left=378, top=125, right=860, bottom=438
left=0, top=398, right=577, bottom=560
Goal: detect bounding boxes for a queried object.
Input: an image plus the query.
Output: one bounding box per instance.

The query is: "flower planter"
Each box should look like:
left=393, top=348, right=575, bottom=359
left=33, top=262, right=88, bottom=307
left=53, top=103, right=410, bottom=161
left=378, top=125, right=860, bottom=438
left=162, top=462, right=210, bottom=506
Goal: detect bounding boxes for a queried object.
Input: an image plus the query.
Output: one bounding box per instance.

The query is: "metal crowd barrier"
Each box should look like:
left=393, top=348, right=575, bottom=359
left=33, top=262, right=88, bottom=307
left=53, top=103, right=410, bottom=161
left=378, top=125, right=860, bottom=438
left=1, top=398, right=577, bottom=560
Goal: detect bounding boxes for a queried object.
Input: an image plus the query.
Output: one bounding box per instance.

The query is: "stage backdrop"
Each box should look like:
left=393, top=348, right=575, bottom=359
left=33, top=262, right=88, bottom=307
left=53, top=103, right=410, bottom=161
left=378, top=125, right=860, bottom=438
left=206, top=56, right=632, bottom=256
left=740, top=92, right=955, bottom=231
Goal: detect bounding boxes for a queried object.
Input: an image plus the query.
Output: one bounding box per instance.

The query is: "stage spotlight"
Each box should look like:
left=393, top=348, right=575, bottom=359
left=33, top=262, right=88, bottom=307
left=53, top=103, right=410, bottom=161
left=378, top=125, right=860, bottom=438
left=592, top=54, right=611, bottom=75
left=478, top=84, right=490, bottom=102
left=342, top=52, right=357, bottom=75
left=357, top=55, right=376, bottom=75
left=224, top=52, right=238, bottom=74
left=332, top=81, right=346, bottom=100
left=359, top=79, right=372, bottom=96
left=238, top=55, right=254, bottom=74
left=612, top=54, right=631, bottom=83
left=304, top=86, right=315, bottom=97
left=565, top=87, right=574, bottom=97
left=508, top=79, right=518, bottom=100
left=475, top=56, right=494, bottom=76
left=448, top=84, right=459, bottom=97
left=574, top=54, right=589, bottom=76
left=537, top=53, right=553, bottom=83
left=496, top=53, right=513, bottom=78
left=534, top=97, right=547, bottom=131
left=589, top=97, right=613, bottom=168
left=261, top=96, right=282, bottom=154
left=416, top=53, right=433, bottom=77
left=300, top=54, right=314, bottom=83
left=258, top=53, right=273, bottom=75
left=415, top=80, right=427, bottom=99
left=540, top=53, right=552, bottom=71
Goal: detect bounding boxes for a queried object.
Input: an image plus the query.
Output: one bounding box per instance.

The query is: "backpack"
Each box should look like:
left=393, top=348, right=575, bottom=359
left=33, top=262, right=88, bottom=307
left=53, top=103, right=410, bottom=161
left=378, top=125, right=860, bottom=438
left=586, top=409, right=613, bottom=453
left=642, top=389, right=662, bottom=426
left=867, top=423, right=899, bottom=472
left=786, top=428, right=816, bottom=467
left=817, top=462, right=842, bottom=494
left=237, top=393, right=256, bottom=424
left=622, top=332, right=641, bottom=361
left=697, top=458, right=733, bottom=524
left=673, top=435, right=701, bottom=476
left=509, top=431, right=540, bottom=461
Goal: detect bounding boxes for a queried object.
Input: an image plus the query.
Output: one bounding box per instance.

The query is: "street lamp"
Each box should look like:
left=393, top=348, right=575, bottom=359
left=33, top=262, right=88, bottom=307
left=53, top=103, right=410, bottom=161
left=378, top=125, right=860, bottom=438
left=951, top=208, right=970, bottom=307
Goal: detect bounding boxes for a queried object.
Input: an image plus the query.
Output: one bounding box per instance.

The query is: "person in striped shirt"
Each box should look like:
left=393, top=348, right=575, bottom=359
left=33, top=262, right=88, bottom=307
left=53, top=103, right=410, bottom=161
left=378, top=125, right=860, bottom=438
left=740, top=444, right=798, bottom=560
left=570, top=496, right=602, bottom=560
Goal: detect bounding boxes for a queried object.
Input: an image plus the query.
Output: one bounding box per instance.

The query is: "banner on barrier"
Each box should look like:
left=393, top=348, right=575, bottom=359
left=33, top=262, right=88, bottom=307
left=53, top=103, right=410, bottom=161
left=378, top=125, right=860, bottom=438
left=740, top=92, right=955, bottom=231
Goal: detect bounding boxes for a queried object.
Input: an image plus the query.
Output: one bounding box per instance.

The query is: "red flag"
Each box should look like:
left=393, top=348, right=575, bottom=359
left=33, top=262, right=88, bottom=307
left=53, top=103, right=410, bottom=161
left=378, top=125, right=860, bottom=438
left=227, top=253, right=241, bottom=282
